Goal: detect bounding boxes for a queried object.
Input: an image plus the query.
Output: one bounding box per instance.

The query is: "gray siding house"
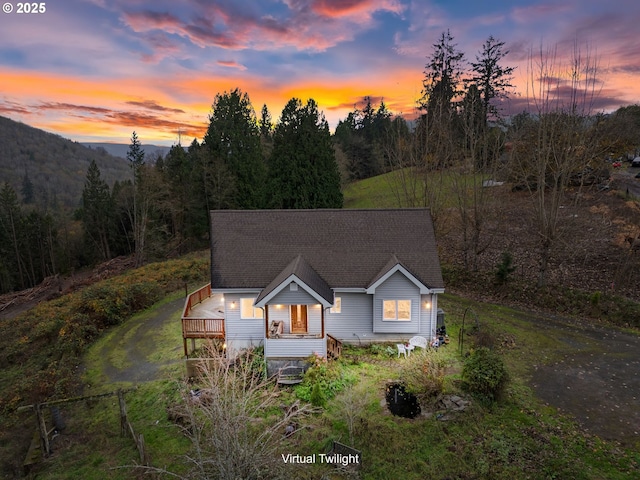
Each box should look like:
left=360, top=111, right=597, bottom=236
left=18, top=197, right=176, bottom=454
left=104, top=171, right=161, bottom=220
left=181, top=208, right=444, bottom=362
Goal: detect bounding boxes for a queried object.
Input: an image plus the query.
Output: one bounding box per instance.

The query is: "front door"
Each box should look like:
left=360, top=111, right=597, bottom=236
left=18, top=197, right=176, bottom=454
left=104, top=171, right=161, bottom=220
left=290, top=305, right=308, bottom=334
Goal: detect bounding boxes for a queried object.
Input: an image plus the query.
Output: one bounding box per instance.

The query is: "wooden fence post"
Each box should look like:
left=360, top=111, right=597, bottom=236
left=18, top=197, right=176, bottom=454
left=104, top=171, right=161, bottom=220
left=117, top=389, right=127, bottom=438
left=35, top=404, right=50, bottom=457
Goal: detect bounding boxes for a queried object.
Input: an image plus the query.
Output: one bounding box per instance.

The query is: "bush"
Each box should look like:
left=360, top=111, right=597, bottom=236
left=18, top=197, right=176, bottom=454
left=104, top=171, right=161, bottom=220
left=462, top=347, right=509, bottom=404
left=295, top=355, right=356, bottom=404
left=310, top=382, right=327, bottom=407
left=494, top=251, right=516, bottom=285
left=401, top=350, right=447, bottom=402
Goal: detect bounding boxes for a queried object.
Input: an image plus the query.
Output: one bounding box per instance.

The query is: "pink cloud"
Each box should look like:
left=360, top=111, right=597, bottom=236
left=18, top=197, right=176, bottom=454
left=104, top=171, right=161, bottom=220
left=217, top=60, right=247, bottom=71
left=310, top=0, right=404, bottom=18
left=120, top=0, right=404, bottom=55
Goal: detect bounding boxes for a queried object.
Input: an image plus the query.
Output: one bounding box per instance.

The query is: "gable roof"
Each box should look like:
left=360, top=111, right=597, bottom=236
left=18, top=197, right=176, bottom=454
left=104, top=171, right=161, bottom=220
left=210, top=208, right=444, bottom=292
left=254, top=255, right=333, bottom=307
left=366, top=254, right=432, bottom=294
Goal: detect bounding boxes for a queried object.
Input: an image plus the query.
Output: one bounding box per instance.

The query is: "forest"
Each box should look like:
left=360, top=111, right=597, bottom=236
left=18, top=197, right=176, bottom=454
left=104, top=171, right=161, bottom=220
left=1, top=32, right=640, bottom=298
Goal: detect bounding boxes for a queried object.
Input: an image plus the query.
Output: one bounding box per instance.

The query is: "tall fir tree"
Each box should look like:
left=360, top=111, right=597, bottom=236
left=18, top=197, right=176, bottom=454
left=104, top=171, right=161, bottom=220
left=469, top=35, right=515, bottom=124
left=126, top=131, right=147, bottom=267
left=203, top=89, right=266, bottom=209
left=80, top=159, right=113, bottom=261
left=269, top=98, right=343, bottom=208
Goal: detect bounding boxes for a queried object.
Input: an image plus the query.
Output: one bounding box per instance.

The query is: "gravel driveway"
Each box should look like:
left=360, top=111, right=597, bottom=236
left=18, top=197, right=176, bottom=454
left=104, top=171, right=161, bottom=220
left=529, top=317, right=640, bottom=447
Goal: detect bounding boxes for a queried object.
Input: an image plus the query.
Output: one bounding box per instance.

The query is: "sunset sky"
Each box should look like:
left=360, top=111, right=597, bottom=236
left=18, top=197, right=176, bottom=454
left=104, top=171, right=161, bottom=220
left=0, top=0, right=638, bottom=146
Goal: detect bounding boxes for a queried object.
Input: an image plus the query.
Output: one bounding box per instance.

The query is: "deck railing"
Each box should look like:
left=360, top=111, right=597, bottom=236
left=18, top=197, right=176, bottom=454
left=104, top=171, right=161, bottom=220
left=183, top=283, right=212, bottom=318
left=327, top=334, right=342, bottom=360
left=182, top=318, right=225, bottom=338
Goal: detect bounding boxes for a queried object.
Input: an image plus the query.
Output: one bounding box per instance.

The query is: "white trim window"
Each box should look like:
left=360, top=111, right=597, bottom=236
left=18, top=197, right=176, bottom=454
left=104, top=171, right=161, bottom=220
left=330, top=297, right=342, bottom=314
left=240, top=298, right=263, bottom=319
left=383, top=299, right=411, bottom=321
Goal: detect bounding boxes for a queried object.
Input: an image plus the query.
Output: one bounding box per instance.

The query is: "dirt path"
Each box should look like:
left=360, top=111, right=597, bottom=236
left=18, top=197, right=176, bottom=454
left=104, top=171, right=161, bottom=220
left=529, top=317, right=640, bottom=447
left=87, top=297, right=185, bottom=384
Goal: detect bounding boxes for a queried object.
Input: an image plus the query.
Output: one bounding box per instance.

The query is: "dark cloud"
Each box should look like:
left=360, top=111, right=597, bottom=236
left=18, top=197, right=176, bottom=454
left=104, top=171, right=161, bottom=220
left=0, top=101, right=31, bottom=115
left=106, top=111, right=205, bottom=137
left=38, top=102, right=112, bottom=114
left=33, top=101, right=205, bottom=138
left=326, top=95, right=387, bottom=111
left=126, top=100, right=185, bottom=113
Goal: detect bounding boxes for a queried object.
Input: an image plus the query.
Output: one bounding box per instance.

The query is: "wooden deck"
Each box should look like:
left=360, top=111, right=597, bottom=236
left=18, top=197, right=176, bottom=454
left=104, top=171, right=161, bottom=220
left=182, top=284, right=225, bottom=357
left=327, top=334, right=342, bottom=360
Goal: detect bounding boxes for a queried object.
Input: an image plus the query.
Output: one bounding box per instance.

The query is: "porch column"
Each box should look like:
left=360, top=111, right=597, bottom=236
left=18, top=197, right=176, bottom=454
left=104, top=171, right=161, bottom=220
left=264, top=305, right=270, bottom=338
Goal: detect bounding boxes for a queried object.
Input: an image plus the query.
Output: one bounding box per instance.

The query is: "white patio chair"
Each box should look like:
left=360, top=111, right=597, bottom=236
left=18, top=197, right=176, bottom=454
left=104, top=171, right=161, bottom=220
left=397, top=344, right=409, bottom=358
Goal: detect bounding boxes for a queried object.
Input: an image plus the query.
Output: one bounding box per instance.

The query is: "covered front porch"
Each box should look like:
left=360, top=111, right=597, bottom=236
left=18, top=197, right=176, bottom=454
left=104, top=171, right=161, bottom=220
left=181, top=284, right=225, bottom=357
left=262, top=302, right=342, bottom=360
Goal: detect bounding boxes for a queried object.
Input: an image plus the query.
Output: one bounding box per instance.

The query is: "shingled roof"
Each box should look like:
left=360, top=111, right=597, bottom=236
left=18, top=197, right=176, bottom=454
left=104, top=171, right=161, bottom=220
left=209, top=208, right=444, bottom=292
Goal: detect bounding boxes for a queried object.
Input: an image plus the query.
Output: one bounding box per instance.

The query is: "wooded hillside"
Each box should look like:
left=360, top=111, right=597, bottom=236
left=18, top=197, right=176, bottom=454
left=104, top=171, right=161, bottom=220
left=0, top=116, right=129, bottom=208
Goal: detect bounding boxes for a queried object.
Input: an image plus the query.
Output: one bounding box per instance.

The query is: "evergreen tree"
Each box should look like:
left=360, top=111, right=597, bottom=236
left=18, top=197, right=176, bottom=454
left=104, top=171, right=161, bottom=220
left=80, top=159, right=113, bottom=261
left=334, top=97, right=392, bottom=180
left=469, top=35, right=515, bottom=123
left=203, top=89, right=266, bottom=209
left=269, top=98, right=343, bottom=208
left=126, top=131, right=147, bottom=267
left=259, top=104, right=273, bottom=139
left=420, top=29, right=466, bottom=117
left=417, top=30, right=466, bottom=169
left=127, top=131, right=145, bottom=183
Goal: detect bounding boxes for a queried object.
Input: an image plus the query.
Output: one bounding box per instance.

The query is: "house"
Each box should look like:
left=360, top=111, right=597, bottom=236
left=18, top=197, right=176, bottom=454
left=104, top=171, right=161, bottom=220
left=181, top=208, right=444, bottom=368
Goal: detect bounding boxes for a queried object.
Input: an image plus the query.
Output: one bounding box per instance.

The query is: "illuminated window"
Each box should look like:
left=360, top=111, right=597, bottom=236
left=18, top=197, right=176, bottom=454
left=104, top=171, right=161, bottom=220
left=240, top=298, right=263, bottom=319
left=383, top=300, right=411, bottom=321
left=330, top=297, right=341, bottom=314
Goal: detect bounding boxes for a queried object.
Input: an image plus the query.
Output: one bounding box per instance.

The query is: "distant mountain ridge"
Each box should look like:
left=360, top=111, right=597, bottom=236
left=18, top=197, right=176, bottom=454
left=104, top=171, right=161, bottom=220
left=81, top=142, right=175, bottom=159
left=0, top=116, right=131, bottom=208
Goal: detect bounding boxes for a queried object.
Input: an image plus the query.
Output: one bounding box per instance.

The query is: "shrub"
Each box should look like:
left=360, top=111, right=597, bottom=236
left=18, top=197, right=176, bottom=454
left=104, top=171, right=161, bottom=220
left=310, top=382, right=327, bottom=407
left=401, top=350, right=447, bottom=402
left=295, top=356, right=356, bottom=403
left=494, top=251, right=516, bottom=285
left=462, top=347, right=509, bottom=404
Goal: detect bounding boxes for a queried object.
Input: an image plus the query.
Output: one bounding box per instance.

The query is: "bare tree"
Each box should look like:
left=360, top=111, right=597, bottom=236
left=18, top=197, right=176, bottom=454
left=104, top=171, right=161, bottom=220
left=509, top=41, right=604, bottom=287
left=382, top=115, right=450, bottom=234
left=164, top=347, right=313, bottom=480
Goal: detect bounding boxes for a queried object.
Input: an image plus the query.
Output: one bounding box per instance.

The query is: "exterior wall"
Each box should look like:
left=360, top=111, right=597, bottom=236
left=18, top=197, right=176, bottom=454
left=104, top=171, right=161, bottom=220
left=221, top=286, right=440, bottom=356
left=325, top=292, right=373, bottom=341
left=264, top=337, right=326, bottom=358
left=419, top=293, right=437, bottom=338
left=372, top=272, right=421, bottom=334
left=224, top=293, right=265, bottom=356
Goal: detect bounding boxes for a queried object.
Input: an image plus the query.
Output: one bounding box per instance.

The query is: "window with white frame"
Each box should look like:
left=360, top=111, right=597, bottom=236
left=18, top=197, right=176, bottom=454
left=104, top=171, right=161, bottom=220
left=330, top=297, right=341, bottom=313
left=383, top=299, right=411, bottom=321
left=240, top=298, right=263, bottom=319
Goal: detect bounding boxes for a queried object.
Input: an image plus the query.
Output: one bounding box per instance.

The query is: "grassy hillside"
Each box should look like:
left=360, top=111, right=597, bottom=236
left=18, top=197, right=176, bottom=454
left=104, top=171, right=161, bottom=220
left=0, top=116, right=130, bottom=208
left=0, top=252, right=210, bottom=477
left=4, top=287, right=638, bottom=479
left=343, top=168, right=640, bottom=312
